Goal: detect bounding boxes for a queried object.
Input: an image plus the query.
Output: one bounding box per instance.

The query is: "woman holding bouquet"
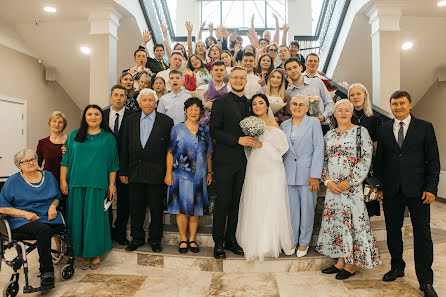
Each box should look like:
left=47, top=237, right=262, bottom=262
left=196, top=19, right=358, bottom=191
left=236, top=93, right=295, bottom=261
left=265, top=69, right=290, bottom=123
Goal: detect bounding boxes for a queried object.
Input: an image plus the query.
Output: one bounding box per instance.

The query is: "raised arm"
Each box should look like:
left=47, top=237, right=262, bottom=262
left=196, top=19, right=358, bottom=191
left=281, top=24, right=289, bottom=45
left=197, top=21, right=206, bottom=41
left=272, top=13, right=280, bottom=44
left=186, top=21, right=194, bottom=58
left=141, top=30, right=152, bottom=48
left=161, top=24, right=173, bottom=58
left=250, top=14, right=259, bottom=46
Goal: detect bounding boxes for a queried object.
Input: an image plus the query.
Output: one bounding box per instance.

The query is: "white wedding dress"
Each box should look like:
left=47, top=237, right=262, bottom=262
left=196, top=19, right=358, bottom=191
left=236, top=126, right=295, bottom=261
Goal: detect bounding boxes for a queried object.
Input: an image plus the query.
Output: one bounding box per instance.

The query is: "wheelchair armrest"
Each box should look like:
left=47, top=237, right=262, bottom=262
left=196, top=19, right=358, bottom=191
left=0, top=216, right=12, bottom=243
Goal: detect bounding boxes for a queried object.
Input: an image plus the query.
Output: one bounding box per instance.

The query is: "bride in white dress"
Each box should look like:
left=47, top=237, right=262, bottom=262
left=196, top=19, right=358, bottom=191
left=236, top=94, right=295, bottom=261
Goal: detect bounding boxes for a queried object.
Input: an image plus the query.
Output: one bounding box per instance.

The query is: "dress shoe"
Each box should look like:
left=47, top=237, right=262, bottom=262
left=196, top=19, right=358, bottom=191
left=296, top=246, right=309, bottom=258
left=336, top=269, right=356, bottom=280
left=214, top=246, right=226, bottom=259
left=126, top=241, right=144, bottom=252
left=188, top=240, right=200, bottom=253
left=322, top=265, right=341, bottom=274
left=40, top=272, right=55, bottom=287
left=224, top=241, right=244, bottom=256
left=420, top=284, right=438, bottom=297
left=117, top=239, right=129, bottom=246
left=178, top=241, right=188, bottom=254
left=382, top=269, right=405, bottom=282
left=150, top=242, right=163, bottom=253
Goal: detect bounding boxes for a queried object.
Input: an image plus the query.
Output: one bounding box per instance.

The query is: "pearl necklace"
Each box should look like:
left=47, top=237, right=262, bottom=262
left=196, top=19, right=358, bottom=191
left=21, top=171, right=45, bottom=188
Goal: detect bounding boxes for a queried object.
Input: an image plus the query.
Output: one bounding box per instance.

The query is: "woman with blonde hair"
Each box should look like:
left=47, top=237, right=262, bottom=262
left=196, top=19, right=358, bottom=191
left=266, top=69, right=291, bottom=123
left=348, top=83, right=383, bottom=217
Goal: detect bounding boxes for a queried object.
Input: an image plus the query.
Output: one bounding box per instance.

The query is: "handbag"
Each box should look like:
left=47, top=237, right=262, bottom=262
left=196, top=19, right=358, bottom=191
left=356, top=127, right=380, bottom=202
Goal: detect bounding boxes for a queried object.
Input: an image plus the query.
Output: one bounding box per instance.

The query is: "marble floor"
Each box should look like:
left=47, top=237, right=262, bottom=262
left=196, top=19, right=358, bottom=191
left=1, top=202, right=446, bottom=297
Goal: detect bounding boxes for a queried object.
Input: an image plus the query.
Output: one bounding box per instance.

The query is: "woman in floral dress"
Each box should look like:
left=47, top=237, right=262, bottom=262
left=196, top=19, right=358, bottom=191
left=316, top=99, right=381, bottom=279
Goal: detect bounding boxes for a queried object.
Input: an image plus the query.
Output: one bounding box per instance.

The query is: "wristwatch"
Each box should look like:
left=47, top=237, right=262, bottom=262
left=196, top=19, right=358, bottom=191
left=109, top=182, right=116, bottom=186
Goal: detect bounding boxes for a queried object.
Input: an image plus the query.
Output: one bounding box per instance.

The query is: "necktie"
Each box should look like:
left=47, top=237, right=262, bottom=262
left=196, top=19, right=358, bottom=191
left=114, top=113, right=119, bottom=136
left=159, top=60, right=164, bottom=71
left=397, top=121, right=404, bottom=148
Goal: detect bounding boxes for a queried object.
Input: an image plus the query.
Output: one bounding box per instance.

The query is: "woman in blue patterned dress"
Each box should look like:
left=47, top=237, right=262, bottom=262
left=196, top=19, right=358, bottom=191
left=165, top=97, right=213, bottom=254
left=316, top=99, right=381, bottom=280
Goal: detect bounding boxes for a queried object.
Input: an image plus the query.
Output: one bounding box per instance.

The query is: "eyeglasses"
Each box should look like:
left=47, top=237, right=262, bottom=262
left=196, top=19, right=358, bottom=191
left=19, top=159, right=37, bottom=165
left=291, top=102, right=306, bottom=107
left=230, top=76, right=247, bottom=81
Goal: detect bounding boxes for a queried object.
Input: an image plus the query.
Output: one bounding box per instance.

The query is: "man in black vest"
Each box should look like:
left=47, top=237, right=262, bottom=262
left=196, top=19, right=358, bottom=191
left=102, top=85, right=134, bottom=245
left=119, top=88, right=173, bottom=252
left=209, top=66, right=258, bottom=259
left=375, top=90, right=440, bottom=297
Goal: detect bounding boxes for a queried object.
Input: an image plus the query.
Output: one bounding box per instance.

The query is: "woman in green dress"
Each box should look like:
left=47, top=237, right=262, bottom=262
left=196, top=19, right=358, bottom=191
left=60, top=104, right=119, bottom=269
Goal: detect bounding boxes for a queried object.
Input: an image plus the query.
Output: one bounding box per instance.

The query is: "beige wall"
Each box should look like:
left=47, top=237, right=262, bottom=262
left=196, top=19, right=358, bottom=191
left=0, top=44, right=81, bottom=149
left=412, top=81, right=446, bottom=170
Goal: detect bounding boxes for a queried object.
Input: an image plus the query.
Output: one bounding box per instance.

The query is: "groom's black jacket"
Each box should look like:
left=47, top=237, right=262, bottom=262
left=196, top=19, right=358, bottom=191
left=209, top=92, right=250, bottom=166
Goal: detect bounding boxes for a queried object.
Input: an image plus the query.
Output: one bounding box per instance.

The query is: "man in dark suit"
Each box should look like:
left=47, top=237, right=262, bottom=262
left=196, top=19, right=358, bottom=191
left=136, top=30, right=169, bottom=78
left=103, top=85, right=135, bottom=246
left=119, top=88, right=174, bottom=252
left=209, top=66, right=258, bottom=259
left=375, top=90, right=440, bottom=297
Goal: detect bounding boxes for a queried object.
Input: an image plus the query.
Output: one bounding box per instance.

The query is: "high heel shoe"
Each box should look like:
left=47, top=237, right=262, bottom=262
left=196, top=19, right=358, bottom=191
left=178, top=241, right=188, bottom=254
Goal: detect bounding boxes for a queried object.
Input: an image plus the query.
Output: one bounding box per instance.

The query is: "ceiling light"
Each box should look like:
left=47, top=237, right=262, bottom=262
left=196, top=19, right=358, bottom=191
left=438, top=1, right=446, bottom=7
left=80, top=46, right=91, bottom=55
left=43, top=6, right=56, bottom=13
left=401, top=42, right=413, bottom=51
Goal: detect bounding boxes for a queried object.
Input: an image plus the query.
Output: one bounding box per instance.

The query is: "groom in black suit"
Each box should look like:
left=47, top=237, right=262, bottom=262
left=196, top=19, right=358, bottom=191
left=209, top=66, right=258, bottom=259
left=375, top=90, right=440, bottom=297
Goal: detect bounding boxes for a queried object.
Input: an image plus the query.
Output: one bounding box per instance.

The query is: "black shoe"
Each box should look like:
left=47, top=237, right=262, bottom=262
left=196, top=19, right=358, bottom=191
left=214, top=245, right=226, bottom=259
left=117, top=239, right=129, bottom=246
left=322, top=265, right=341, bottom=274
left=336, top=269, right=356, bottom=280
left=178, top=241, right=188, bottom=254
left=224, top=241, right=244, bottom=256
left=40, top=272, right=55, bottom=287
left=150, top=242, right=163, bottom=253
left=188, top=240, right=200, bottom=253
left=420, top=284, right=438, bottom=297
left=126, top=241, right=144, bottom=252
left=382, top=269, right=405, bottom=282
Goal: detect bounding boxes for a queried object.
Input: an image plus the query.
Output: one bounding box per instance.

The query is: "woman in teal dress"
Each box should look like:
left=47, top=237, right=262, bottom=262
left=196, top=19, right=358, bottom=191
left=164, top=97, right=213, bottom=254
left=60, top=104, right=119, bottom=269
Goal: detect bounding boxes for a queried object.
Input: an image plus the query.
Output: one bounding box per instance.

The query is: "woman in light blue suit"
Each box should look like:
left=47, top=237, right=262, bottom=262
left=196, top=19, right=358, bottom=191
left=280, top=95, right=324, bottom=257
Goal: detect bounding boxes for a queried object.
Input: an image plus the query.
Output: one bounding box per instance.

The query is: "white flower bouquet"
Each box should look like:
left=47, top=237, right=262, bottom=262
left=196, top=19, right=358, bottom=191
left=239, top=116, right=265, bottom=138
left=307, top=95, right=320, bottom=117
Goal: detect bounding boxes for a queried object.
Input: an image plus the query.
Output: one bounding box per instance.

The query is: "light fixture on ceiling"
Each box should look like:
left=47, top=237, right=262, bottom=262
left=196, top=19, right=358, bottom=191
left=401, top=42, right=413, bottom=51
left=80, top=46, right=91, bottom=55
left=43, top=6, right=56, bottom=13
left=438, top=1, right=446, bottom=7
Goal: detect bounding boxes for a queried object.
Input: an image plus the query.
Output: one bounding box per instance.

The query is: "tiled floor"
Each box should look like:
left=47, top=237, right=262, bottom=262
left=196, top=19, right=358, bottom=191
left=1, top=202, right=446, bottom=297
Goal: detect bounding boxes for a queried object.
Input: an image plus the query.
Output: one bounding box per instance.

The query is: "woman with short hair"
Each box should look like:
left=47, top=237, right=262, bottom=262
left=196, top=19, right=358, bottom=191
left=317, top=99, right=381, bottom=279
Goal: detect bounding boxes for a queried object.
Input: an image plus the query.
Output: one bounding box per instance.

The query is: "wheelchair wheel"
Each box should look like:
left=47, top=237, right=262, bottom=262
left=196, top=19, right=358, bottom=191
left=51, top=235, right=63, bottom=264
left=60, top=264, right=74, bottom=281
left=3, top=280, right=19, bottom=297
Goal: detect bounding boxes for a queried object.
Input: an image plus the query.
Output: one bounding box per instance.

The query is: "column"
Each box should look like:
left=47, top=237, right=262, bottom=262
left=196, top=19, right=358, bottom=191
left=89, top=8, right=122, bottom=107
left=366, top=0, right=405, bottom=112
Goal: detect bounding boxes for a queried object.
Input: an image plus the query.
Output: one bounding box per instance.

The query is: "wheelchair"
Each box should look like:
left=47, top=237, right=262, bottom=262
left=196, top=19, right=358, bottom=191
left=0, top=214, right=75, bottom=297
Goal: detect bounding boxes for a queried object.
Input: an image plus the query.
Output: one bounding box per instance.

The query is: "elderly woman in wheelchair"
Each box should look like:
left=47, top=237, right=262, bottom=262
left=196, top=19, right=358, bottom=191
left=0, top=149, right=74, bottom=296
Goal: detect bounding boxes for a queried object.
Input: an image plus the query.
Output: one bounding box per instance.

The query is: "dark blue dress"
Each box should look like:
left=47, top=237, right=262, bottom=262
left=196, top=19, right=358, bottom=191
left=167, top=123, right=213, bottom=216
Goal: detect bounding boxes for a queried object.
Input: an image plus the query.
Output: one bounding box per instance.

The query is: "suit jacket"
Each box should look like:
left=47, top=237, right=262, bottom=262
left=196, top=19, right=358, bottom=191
left=102, top=107, right=135, bottom=143
left=119, top=111, right=174, bottom=184
left=281, top=115, right=324, bottom=186
left=209, top=92, right=250, bottom=166
left=375, top=115, right=440, bottom=198
left=137, top=46, right=169, bottom=77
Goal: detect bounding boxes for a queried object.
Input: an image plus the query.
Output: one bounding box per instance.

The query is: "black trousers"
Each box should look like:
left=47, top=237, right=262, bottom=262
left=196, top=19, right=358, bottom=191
left=109, top=179, right=130, bottom=241
left=14, top=222, right=63, bottom=273
left=129, top=183, right=164, bottom=244
left=383, top=190, right=434, bottom=285
left=212, top=163, right=246, bottom=246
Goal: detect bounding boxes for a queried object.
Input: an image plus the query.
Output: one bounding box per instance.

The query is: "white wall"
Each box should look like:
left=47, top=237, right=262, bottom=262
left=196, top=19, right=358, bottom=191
left=0, top=45, right=81, bottom=149
left=287, top=0, right=312, bottom=37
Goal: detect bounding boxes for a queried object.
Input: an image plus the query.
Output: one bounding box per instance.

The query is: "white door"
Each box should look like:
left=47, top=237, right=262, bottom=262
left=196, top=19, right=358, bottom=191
left=0, top=96, right=26, bottom=180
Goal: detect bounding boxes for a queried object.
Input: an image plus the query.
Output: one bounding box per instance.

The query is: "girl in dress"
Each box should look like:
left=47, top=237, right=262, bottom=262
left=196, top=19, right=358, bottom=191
left=236, top=94, right=295, bottom=261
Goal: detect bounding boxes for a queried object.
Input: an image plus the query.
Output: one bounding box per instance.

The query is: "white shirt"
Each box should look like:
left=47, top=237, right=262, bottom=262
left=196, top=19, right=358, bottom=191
left=244, top=73, right=262, bottom=99
left=393, top=114, right=411, bottom=141
left=109, top=107, right=125, bottom=132
left=157, top=89, right=191, bottom=125
left=303, top=71, right=325, bottom=80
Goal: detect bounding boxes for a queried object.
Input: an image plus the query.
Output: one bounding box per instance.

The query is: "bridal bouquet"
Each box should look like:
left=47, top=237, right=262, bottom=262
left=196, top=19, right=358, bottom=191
left=307, top=95, right=320, bottom=117
left=240, top=116, right=265, bottom=138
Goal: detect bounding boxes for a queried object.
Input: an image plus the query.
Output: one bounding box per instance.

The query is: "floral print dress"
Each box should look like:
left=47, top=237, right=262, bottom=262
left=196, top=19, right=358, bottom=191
left=167, top=123, right=213, bottom=216
left=316, top=126, right=381, bottom=268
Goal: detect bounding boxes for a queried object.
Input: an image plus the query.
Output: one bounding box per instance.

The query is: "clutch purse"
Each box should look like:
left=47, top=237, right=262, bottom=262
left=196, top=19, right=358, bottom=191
left=363, top=176, right=381, bottom=202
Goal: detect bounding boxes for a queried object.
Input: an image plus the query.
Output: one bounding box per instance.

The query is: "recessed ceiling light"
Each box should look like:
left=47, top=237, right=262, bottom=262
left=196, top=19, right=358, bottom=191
left=80, top=46, right=91, bottom=55
left=401, top=42, right=413, bottom=51
left=43, top=6, right=56, bottom=13
left=438, top=1, right=446, bottom=7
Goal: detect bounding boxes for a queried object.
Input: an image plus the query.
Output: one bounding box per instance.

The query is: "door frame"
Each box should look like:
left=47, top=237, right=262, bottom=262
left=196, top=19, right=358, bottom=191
left=0, top=94, right=27, bottom=182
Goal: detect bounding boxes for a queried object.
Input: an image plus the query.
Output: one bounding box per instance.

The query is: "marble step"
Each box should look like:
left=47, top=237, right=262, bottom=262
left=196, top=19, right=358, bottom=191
left=159, top=217, right=412, bottom=248
left=106, top=228, right=446, bottom=273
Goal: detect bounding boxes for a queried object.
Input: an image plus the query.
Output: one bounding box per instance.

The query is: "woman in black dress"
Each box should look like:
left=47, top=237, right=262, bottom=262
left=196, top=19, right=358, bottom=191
left=348, top=83, right=383, bottom=217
